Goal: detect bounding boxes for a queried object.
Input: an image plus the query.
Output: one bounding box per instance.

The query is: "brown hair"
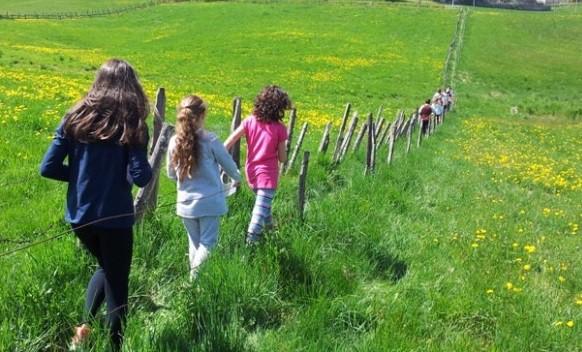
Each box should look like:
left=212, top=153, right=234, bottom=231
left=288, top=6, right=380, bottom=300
left=253, top=85, right=292, bottom=122
left=63, top=59, right=149, bottom=146
left=171, top=95, right=207, bottom=181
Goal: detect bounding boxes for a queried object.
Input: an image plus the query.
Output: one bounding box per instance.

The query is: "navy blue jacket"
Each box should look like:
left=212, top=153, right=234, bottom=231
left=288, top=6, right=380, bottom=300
left=40, top=122, right=153, bottom=228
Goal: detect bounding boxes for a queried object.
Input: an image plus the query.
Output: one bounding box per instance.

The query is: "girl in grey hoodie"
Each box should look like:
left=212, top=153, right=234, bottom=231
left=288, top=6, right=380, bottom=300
left=167, top=95, right=241, bottom=279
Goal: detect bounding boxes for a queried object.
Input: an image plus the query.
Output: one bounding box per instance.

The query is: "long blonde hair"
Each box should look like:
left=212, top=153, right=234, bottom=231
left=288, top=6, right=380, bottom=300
left=172, top=95, right=207, bottom=181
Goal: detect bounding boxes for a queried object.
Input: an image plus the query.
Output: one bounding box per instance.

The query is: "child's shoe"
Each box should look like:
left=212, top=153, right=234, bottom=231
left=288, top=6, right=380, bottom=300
left=69, top=324, right=90, bottom=351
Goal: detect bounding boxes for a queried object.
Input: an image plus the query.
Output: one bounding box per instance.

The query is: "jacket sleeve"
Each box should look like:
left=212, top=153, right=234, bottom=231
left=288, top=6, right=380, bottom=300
left=127, top=141, right=153, bottom=188
left=39, top=123, right=70, bottom=182
left=212, top=137, right=241, bottom=182
left=166, top=137, right=178, bottom=182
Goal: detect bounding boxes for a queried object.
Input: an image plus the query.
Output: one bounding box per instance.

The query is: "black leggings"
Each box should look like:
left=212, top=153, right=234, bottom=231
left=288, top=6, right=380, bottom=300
left=421, top=119, right=429, bottom=135
left=74, top=225, right=133, bottom=350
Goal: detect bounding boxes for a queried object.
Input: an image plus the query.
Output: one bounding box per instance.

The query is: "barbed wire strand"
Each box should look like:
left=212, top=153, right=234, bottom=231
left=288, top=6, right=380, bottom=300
left=0, top=184, right=237, bottom=259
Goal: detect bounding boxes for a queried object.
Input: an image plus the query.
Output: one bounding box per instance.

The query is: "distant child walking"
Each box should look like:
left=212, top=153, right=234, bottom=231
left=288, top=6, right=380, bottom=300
left=167, top=95, right=241, bottom=279
left=432, top=89, right=444, bottom=123
left=224, top=85, right=291, bottom=245
left=40, top=59, right=152, bottom=350
left=418, top=99, right=432, bottom=136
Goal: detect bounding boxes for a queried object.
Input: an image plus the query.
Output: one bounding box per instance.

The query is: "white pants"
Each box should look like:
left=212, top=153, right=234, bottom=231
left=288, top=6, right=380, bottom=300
left=181, top=216, right=219, bottom=274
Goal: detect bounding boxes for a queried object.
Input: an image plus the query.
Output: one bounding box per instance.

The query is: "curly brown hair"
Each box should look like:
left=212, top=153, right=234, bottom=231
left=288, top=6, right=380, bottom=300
left=253, top=85, right=292, bottom=123
left=171, top=95, right=207, bottom=181
left=63, top=59, right=149, bottom=147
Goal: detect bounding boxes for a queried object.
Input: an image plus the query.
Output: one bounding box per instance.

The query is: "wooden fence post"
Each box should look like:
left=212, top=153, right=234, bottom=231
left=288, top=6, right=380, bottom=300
left=318, top=122, right=332, bottom=154
left=396, top=112, right=406, bottom=139
left=376, top=122, right=391, bottom=150
left=334, top=111, right=356, bottom=163
left=417, top=114, right=423, bottom=148
left=230, top=97, right=242, bottom=168
left=286, top=122, right=308, bottom=174
left=338, top=113, right=358, bottom=162
left=365, top=113, right=375, bottom=175
left=332, top=103, right=351, bottom=162
left=280, top=108, right=297, bottom=173
left=387, top=122, right=396, bottom=165
left=406, top=114, right=414, bottom=154
left=147, top=88, right=165, bottom=213
left=374, top=117, right=385, bottom=140
left=352, top=120, right=368, bottom=153
left=151, top=88, right=165, bottom=155
left=134, top=123, right=175, bottom=221
left=298, top=151, right=310, bottom=222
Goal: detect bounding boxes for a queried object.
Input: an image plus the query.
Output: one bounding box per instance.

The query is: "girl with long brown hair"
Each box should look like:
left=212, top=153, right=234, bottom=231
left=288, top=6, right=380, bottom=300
left=167, top=95, right=241, bottom=279
left=40, top=59, right=152, bottom=350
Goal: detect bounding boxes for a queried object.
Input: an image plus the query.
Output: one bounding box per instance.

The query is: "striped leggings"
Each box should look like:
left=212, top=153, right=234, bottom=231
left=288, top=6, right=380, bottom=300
left=247, top=189, right=275, bottom=243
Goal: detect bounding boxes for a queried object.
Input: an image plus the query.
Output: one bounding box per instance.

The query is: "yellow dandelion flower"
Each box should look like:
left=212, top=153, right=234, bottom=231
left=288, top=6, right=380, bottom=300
left=486, top=289, right=494, bottom=294
left=566, top=321, right=574, bottom=328
left=471, top=243, right=479, bottom=248
left=523, top=264, right=531, bottom=271
left=505, top=282, right=513, bottom=290
left=524, top=244, right=536, bottom=254
left=559, top=276, right=566, bottom=283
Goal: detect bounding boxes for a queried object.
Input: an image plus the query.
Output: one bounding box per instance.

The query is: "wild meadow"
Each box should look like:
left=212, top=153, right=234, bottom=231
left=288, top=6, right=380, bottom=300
left=0, top=1, right=580, bottom=351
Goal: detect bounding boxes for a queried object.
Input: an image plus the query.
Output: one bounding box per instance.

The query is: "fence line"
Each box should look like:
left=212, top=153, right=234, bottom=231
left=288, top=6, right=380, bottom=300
left=0, top=0, right=193, bottom=20
left=442, top=7, right=468, bottom=87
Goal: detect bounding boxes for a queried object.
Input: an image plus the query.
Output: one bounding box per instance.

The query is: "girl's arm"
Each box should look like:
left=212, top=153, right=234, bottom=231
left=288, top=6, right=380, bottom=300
left=127, top=130, right=153, bottom=187
left=223, top=124, right=245, bottom=151
left=212, top=138, right=241, bottom=182
left=40, top=124, right=70, bottom=182
left=277, top=141, right=287, bottom=163
left=128, top=146, right=153, bottom=188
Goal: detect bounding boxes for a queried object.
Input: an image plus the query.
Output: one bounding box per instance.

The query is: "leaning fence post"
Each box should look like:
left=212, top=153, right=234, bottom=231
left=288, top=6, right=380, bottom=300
left=147, top=88, right=166, bottom=214
left=406, top=114, right=414, bottom=154
left=151, top=88, right=166, bottom=155
left=376, top=122, right=391, bottom=150
left=286, top=122, right=308, bottom=174
left=230, top=97, right=242, bottom=168
left=387, top=122, right=396, bottom=165
left=318, top=122, right=332, bottom=154
left=373, top=117, right=385, bottom=141
left=417, top=115, right=423, bottom=148
left=298, top=151, right=310, bottom=222
left=134, top=123, right=175, bottom=221
left=365, top=113, right=375, bottom=175
left=280, top=108, right=297, bottom=173
left=332, top=103, right=351, bottom=162
left=338, top=113, right=358, bottom=162
left=352, top=121, right=367, bottom=153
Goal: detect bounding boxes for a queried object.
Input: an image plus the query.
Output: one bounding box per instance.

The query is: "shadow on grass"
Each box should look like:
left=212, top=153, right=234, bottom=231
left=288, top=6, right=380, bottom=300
left=371, top=251, right=408, bottom=282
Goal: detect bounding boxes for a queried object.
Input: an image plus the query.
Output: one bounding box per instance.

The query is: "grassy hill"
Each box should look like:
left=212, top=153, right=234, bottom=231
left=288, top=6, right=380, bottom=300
left=0, top=2, right=580, bottom=351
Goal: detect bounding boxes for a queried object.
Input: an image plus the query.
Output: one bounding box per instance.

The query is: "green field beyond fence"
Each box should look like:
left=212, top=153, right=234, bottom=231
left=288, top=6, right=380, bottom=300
left=0, top=1, right=581, bottom=351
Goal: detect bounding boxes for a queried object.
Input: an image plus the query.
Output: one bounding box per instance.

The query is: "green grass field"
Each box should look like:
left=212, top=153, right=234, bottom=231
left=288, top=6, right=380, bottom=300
left=0, top=2, right=581, bottom=351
